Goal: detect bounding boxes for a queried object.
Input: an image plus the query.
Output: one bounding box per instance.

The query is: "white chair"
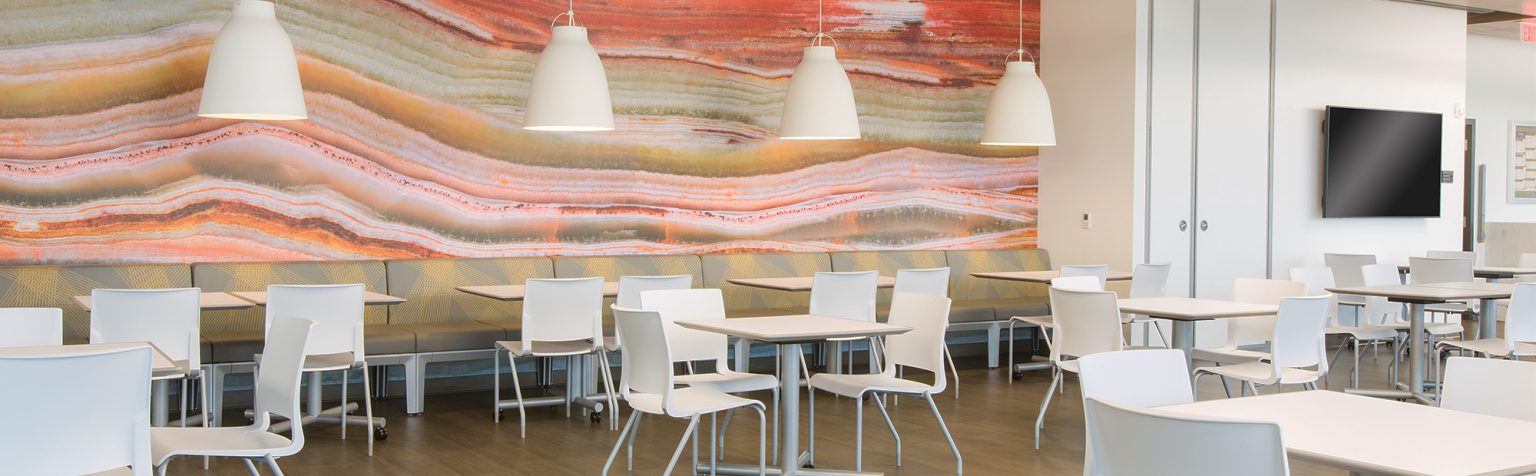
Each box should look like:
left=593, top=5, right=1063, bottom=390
left=1435, top=283, right=1536, bottom=361
left=91, top=288, right=207, bottom=428
left=602, top=274, right=692, bottom=428
left=0, top=307, right=63, bottom=347
left=494, top=277, right=615, bottom=438
left=1077, top=349, right=1194, bottom=407
left=1193, top=295, right=1332, bottom=397
left=1, top=344, right=153, bottom=475
left=1009, top=275, right=1103, bottom=375
left=1034, top=285, right=1123, bottom=449
left=1125, top=263, right=1172, bottom=347
left=1441, top=356, right=1536, bottom=422
left=1427, top=250, right=1477, bottom=261
left=1324, top=252, right=1376, bottom=320
left=892, top=267, right=960, bottom=396
left=1409, top=256, right=1473, bottom=331
left=1191, top=279, right=1306, bottom=375
left=639, top=288, right=781, bottom=463
left=810, top=271, right=880, bottom=375
left=1062, top=264, right=1110, bottom=289
left=603, top=307, right=766, bottom=476
left=1363, top=264, right=1461, bottom=344
left=807, top=292, right=962, bottom=474
left=1083, top=397, right=1289, bottom=476
left=263, top=284, right=380, bottom=454
left=152, top=317, right=313, bottom=475
left=1288, top=267, right=1399, bottom=389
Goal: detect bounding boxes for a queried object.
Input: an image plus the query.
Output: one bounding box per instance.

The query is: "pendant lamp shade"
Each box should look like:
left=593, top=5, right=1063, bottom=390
left=524, top=26, right=614, bottom=132
left=980, top=61, right=1055, bottom=146
left=779, top=46, right=860, bottom=140
left=199, top=0, right=307, bottom=121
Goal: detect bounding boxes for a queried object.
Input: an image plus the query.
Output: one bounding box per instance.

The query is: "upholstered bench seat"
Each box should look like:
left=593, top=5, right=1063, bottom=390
left=396, top=321, right=504, bottom=353
left=205, top=325, right=419, bottom=364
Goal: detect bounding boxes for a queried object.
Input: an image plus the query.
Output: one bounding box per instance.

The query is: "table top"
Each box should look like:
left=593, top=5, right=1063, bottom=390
left=1115, top=297, right=1278, bottom=321
left=73, top=292, right=255, bottom=312
left=971, top=270, right=1135, bottom=283
left=1326, top=283, right=1514, bottom=303
left=455, top=282, right=621, bottom=301
left=229, top=290, right=406, bottom=306
left=725, top=276, right=897, bottom=292
left=1163, top=390, right=1536, bottom=476
left=675, top=315, right=911, bottom=343
left=1397, top=265, right=1536, bottom=279
left=0, top=342, right=178, bottom=374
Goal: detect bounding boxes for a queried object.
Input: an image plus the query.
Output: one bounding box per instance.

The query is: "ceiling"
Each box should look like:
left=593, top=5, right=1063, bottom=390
left=1390, top=0, right=1536, bottom=38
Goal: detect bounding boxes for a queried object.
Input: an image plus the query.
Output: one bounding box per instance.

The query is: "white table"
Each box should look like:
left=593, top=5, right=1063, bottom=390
left=726, top=276, right=896, bottom=292
left=1115, top=297, right=1279, bottom=373
left=1396, top=265, right=1536, bottom=281
left=676, top=315, right=911, bottom=476
left=970, top=270, right=1134, bottom=284
left=73, top=292, right=255, bottom=311
left=1328, top=283, right=1517, bottom=404
left=1164, top=390, right=1536, bottom=476
left=455, top=282, right=621, bottom=301
left=229, top=290, right=406, bottom=306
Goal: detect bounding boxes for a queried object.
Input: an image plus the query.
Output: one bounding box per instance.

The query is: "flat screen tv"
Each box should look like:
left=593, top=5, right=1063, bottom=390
left=1322, top=106, right=1443, bottom=218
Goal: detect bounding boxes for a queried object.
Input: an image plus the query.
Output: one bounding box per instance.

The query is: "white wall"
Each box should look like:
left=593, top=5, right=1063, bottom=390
left=1268, top=0, right=1466, bottom=272
left=1467, top=34, right=1536, bottom=224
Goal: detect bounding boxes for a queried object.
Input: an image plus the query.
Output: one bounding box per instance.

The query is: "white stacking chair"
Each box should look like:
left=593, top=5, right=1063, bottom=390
left=810, top=271, right=880, bottom=375
left=0, top=344, right=153, bottom=475
left=1363, top=263, right=1462, bottom=340
left=1009, top=275, right=1103, bottom=380
left=1289, top=267, right=1399, bottom=389
left=91, top=288, right=207, bottom=429
left=1324, top=253, right=1377, bottom=319
left=1435, top=283, right=1536, bottom=361
left=153, top=317, right=314, bottom=475
left=1034, top=285, right=1123, bottom=449
left=602, top=274, right=692, bottom=428
left=1083, top=397, right=1289, bottom=476
left=1077, top=349, right=1195, bottom=476
left=603, top=307, right=766, bottom=476
left=263, top=284, right=380, bottom=455
left=1191, top=279, right=1306, bottom=374
left=807, top=292, right=962, bottom=474
left=0, top=307, right=63, bottom=347
left=1441, top=356, right=1536, bottom=422
left=1125, top=263, right=1172, bottom=347
left=1062, top=264, right=1110, bottom=289
left=1193, top=295, right=1332, bottom=397
left=892, top=267, right=959, bottom=396
left=493, top=277, right=615, bottom=438
left=1409, top=256, right=1473, bottom=331
left=639, top=288, right=781, bottom=463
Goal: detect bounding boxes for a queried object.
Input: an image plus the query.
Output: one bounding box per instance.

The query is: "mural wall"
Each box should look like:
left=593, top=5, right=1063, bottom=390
left=0, top=0, right=1041, bottom=264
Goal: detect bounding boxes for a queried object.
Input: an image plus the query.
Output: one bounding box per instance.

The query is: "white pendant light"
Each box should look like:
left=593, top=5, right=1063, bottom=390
left=980, top=0, right=1055, bottom=146
left=199, top=0, right=307, bottom=121
left=779, top=0, right=860, bottom=140
left=524, top=1, right=614, bottom=132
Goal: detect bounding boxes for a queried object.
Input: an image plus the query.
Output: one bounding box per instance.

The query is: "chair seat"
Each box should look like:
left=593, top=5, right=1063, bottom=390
left=677, top=369, right=779, bottom=393
left=497, top=340, right=597, bottom=357
left=1437, top=338, right=1536, bottom=357
left=152, top=359, right=194, bottom=381
left=1011, top=315, right=1053, bottom=330
left=1190, top=346, right=1269, bottom=366
left=1194, top=361, right=1322, bottom=385
left=151, top=425, right=293, bottom=463
left=809, top=372, right=936, bottom=398
left=1384, top=321, right=1463, bottom=335
left=627, top=387, right=763, bottom=418
left=1327, top=325, right=1398, bottom=341
left=600, top=336, right=619, bottom=352
left=255, top=351, right=357, bottom=372
left=398, top=321, right=503, bottom=353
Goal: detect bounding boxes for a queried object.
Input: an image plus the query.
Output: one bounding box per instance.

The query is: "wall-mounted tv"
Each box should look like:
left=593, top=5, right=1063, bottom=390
left=1322, top=106, right=1443, bottom=218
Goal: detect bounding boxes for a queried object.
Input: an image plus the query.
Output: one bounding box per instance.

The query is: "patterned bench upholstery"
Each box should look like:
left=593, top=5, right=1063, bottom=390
left=385, top=257, right=554, bottom=353
left=0, top=263, right=205, bottom=357
left=553, top=254, right=704, bottom=328
left=700, top=252, right=830, bottom=318
left=944, top=249, right=1053, bottom=321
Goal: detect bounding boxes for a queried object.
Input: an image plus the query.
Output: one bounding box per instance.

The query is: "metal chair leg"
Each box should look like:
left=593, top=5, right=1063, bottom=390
left=603, top=410, right=640, bottom=475
left=1034, top=371, right=1061, bottom=449
left=664, top=415, right=701, bottom=476
left=873, top=392, right=902, bottom=465
left=926, top=394, right=963, bottom=475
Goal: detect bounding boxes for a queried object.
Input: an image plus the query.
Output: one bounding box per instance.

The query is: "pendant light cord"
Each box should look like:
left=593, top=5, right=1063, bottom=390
left=552, top=0, right=576, bottom=27
left=811, top=0, right=837, bottom=47
left=1006, top=0, right=1035, bottom=63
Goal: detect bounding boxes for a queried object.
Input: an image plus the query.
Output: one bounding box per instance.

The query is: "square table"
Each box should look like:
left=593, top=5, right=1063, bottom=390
left=676, top=315, right=911, bottom=476
left=1396, top=265, right=1536, bottom=281
left=456, top=282, right=621, bottom=301
left=1115, top=297, right=1279, bottom=372
left=970, top=270, right=1134, bottom=284
left=726, top=276, right=896, bottom=292
left=1164, top=390, right=1536, bottom=476
left=229, top=290, right=406, bottom=306
left=72, top=291, right=255, bottom=311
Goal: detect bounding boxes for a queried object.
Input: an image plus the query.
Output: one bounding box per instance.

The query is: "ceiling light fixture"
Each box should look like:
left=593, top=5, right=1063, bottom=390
left=779, top=0, right=861, bottom=140
left=523, top=0, right=615, bottom=132
left=980, top=0, right=1055, bottom=146
left=199, top=0, right=307, bottom=121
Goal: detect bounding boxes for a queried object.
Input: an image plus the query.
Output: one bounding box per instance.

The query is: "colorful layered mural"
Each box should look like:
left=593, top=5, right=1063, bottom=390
left=0, top=0, right=1041, bottom=264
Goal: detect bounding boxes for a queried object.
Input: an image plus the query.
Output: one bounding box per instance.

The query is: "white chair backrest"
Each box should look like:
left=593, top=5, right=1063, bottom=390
left=1052, top=275, right=1103, bottom=291
left=1269, top=295, right=1331, bottom=374
left=0, top=308, right=63, bottom=348
left=0, top=344, right=153, bottom=475
left=893, top=267, right=950, bottom=296
left=1427, top=250, right=1476, bottom=261
left=1077, top=349, right=1193, bottom=407
left=254, top=317, right=314, bottom=453
left=1359, top=264, right=1407, bottom=325
left=1084, top=398, right=1289, bottom=476
left=1287, top=267, right=1342, bottom=326
left=1408, top=256, right=1473, bottom=284
left=809, top=271, right=878, bottom=322
left=1128, top=263, right=1171, bottom=299
left=1323, top=253, right=1376, bottom=288
left=522, top=277, right=605, bottom=348
left=1502, top=283, right=1536, bottom=347
left=1048, top=287, right=1124, bottom=363
left=1061, top=264, right=1110, bottom=289
left=1442, top=356, right=1536, bottom=422
left=615, top=275, right=693, bottom=309
left=612, top=307, right=675, bottom=408
left=640, top=288, right=730, bottom=365
left=1360, top=263, right=1404, bottom=286
left=1227, top=278, right=1306, bottom=343
left=90, top=288, right=201, bottom=366
left=882, top=292, right=952, bottom=392
left=1522, top=254, right=1536, bottom=283
left=265, top=284, right=364, bottom=359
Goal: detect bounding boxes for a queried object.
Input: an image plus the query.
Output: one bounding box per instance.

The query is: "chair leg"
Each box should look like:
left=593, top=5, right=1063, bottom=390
left=1351, top=339, right=1363, bottom=388
left=509, top=353, right=528, bottom=438
left=1034, top=371, right=1061, bottom=449
left=873, top=392, right=902, bottom=466
left=718, top=409, right=732, bottom=460
left=710, top=412, right=718, bottom=475
left=754, top=405, right=767, bottom=476
left=628, top=413, right=642, bottom=470
left=1192, top=371, right=1208, bottom=400
left=598, top=351, right=619, bottom=431
left=944, top=345, right=960, bottom=398
left=808, top=381, right=816, bottom=465
left=1007, top=320, right=1016, bottom=381
left=241, top=457, right=260, bottom=476
left=361, top=363, right=376, bottom=457
left=1246, top=381, right=1260, bottom=397
left=199, top=370, right=211, bottom=469
left=341, top=369, right=349, bottom=440
left=493, top=349, right=502, bottom=422
left=855, top=393, right=864, bottom=471
left=925, top=394, right=963, bottom=476
left=603, top=410, right=641, bottom=475
left=264, top=454, right=284, bottom=476
left=664, top=415, right=701, bottom=476
left=770, top=388, right=780, bottom=464
left=179, top=378, right=188, bottom=428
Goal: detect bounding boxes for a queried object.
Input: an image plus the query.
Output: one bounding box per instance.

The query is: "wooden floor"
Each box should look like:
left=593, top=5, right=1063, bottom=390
left=162, top=346, right=1396, bottom=475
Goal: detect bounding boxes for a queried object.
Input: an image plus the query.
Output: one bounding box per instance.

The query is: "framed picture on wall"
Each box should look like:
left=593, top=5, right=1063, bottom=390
left=1510, top=121, right=1536, bottom=203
